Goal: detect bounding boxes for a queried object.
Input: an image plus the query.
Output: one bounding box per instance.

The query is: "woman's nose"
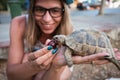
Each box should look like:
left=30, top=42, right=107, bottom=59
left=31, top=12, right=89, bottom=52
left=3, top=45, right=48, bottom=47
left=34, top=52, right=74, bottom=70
left=42, top=11, right=53, bottom=22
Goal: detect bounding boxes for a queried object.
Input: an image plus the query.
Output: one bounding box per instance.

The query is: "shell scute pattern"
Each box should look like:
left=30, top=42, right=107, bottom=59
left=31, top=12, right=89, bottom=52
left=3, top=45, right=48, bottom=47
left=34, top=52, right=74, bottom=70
left=65, top=29, right=108, bottom=55
left=53, top=29, right=120, bottom=70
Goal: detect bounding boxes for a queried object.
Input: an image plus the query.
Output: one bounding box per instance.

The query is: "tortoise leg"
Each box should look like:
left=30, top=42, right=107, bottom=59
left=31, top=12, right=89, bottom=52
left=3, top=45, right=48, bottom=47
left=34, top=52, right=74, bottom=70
left=104, top=57, right=120, bottom=70
left=64, top=47, right=73, bottom=67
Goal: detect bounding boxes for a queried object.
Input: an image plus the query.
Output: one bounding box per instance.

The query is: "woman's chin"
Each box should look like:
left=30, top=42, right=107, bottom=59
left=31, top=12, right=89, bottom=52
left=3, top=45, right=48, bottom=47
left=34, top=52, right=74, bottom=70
left=43, top=30, right=54, bottom=35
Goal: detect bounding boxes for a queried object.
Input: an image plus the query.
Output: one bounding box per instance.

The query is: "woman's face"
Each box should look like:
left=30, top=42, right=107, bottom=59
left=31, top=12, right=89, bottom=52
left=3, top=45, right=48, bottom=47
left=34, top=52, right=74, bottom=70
left=34, top=0, right=63, bottom=35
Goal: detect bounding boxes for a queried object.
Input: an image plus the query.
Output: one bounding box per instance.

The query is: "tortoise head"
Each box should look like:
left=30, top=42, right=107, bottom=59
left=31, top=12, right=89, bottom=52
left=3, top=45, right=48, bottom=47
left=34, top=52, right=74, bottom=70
left=53, top=35, right=66, bottom=44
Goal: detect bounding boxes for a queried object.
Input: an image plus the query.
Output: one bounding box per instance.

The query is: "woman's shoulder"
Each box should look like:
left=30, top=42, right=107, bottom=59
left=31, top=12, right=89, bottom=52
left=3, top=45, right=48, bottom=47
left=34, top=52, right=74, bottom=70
left=11, top=15, right=26, bottom=26
left=10, top=15, right=27, bottom=30
left=10, top=15, right=27, bottom=37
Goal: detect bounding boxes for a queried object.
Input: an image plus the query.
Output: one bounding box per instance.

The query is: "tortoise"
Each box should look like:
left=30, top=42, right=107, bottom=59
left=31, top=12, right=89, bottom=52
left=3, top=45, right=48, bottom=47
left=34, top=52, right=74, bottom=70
left=52, top=29, right=120, bottom=70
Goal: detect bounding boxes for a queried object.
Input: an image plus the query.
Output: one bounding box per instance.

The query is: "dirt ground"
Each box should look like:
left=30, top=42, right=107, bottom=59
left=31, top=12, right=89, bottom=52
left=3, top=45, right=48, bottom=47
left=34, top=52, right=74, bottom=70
left=0, top=60, right=7, bottom=80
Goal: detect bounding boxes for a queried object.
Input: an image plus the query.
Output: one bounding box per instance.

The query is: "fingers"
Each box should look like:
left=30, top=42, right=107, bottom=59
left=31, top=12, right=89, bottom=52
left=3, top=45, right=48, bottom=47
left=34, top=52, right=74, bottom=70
left=91, top=60, right=109, bottom=65
left=28, top=53, right=36, bottom=62
left=28, top=53, right=54, bottom=71
left=45, top=39, right=51, bottom=46
left=44, top=56, right=54, bottom=66
left=115, top=53, right=120, bottom=60
left=113, top=48, right=120, bottom=60
left=35, top=51, right=55, bottom=64
left=72, top=52, right=109, bottom=64
left=113, top=48, right=119, bottom=52
left=43, top=56, right=55, bottom=70
left=28, top=46, right=53, bottom=61
left=33, top=46, right=53, bottom=59
left=27, top=46, right=58, bottom=71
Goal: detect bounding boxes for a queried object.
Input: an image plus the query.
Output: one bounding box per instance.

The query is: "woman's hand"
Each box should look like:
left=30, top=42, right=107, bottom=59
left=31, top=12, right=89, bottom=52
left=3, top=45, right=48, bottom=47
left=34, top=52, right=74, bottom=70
left=26, top=46, right=57, bottom=80
left=52, top=46, right=67, bottom=69
left=51, top=46, right=110, bottom=68
left=73, top=53, right=110, bottom=65
left=27, top=46, right=56, bottom=70
left=114, top=48, right=120, bottom=60
left=78, top=48, right=120, bottom=65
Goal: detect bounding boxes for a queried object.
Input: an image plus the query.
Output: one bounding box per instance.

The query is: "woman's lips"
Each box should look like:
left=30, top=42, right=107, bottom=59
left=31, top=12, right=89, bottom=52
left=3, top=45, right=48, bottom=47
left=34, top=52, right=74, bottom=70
left=42, top=24, right=53, bottom=30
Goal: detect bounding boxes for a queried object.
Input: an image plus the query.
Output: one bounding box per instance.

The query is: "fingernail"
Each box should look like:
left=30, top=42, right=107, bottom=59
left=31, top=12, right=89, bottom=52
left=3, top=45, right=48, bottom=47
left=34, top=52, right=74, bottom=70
left=104, top=55, right=110, bottom=57
left=52, top=48, right=58, bottom=54
left=47, top=46, right=53, bottom=50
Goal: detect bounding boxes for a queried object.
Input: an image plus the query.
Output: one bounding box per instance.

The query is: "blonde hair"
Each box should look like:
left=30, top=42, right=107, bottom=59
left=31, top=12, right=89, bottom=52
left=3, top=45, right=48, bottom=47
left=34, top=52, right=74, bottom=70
left=25, top=0, right=73, bottom=50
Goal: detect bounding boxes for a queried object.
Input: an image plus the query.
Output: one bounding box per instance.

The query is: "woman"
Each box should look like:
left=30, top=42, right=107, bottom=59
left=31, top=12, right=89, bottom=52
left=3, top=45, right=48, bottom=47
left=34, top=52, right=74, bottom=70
left=7, top=0, right=120, bottom=80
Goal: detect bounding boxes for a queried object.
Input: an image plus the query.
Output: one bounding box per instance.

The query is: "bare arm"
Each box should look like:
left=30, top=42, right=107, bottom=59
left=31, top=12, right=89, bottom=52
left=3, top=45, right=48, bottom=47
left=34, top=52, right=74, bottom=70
left=7, top=16, right=38, bottom=80
left=7, top=16, right=52, bottom=80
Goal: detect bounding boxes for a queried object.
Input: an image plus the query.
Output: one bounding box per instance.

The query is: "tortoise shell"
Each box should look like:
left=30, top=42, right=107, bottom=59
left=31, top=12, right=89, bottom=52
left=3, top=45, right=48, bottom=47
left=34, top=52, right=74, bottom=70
left=53, top=29, right=120, bottom=70
left=65, top=29, right=113, bottom=56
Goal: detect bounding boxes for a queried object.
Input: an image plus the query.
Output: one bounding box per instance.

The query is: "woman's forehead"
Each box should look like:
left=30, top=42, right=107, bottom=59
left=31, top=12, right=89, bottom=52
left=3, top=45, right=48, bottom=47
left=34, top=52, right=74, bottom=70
left=35, top=0, right=62, bottom=4
left=35, top=0, right=62, bottom=7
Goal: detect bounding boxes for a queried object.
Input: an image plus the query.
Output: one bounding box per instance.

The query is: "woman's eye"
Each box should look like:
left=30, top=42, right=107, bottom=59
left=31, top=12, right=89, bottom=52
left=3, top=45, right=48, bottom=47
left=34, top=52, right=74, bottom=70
left=35, top=7, right=45, bottom=12
left=38, top=8, right=44, bottom=12
left=52, top=8, right=61, bottom=12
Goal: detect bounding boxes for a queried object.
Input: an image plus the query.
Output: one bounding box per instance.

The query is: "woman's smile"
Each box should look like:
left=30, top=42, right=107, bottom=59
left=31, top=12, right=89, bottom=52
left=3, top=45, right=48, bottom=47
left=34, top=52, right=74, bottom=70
left=42, top=24, right=54, bottom=30
left=38, top=22, right=57, bottom=34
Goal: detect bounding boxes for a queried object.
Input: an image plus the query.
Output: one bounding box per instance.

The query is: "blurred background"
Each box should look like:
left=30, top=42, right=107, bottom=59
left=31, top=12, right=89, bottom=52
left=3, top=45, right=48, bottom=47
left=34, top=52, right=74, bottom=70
left=0, top=0, right=120, bottom=80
